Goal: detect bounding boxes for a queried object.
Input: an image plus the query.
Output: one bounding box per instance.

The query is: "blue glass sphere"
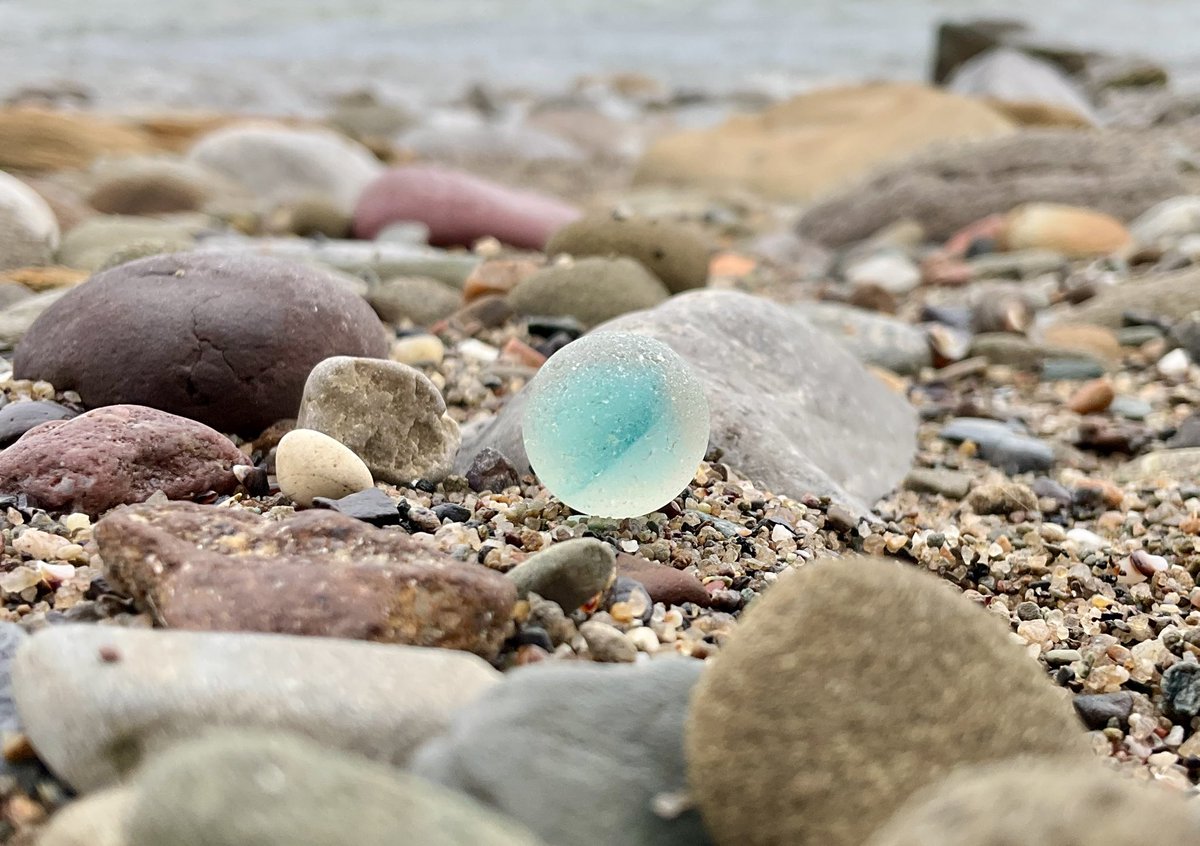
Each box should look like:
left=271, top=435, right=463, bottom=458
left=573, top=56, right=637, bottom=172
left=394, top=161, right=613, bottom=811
left=522, top=332, right=710, bottom=518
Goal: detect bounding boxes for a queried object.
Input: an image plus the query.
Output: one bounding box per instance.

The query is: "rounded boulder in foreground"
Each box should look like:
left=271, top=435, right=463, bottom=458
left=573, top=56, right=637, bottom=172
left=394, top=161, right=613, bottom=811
left=866, top=758, right=1200, bottom=846
left=686, top=556, right=1089, bottom=846
left=13, top=253, right=389, bottom=434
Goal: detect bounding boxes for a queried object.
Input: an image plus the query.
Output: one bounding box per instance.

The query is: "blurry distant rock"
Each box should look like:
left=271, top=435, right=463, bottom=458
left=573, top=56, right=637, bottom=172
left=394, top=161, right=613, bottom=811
left=507, top=257, right=669, bottom=328
left=354, top=165, right=579, bottom=250
left=86, top=157, right=240, bottom=216
left=545, top=213, right=710, bottom=293
left=398, top=120, right=584, bottom=163
left=1001, top=203, right=1131, bottom=257
left=368, top=276, right=461, bottom=327
left=1130, top=196, right=1200, bottom=249
left=527, top=108, right=642, bottom=159
left=634, top=83, right=1013, bottom=202
left=801, top=303, right=932, bottom=375
left=459, top=290, right=917, bottom=513
left=931, top=19, right=1030, bottom=84
left=799, top=130, right=1192, bottom=246
left=0, top=107, right=153, bottom=172
left=0, top=170, right=59, bottom=270
left=1063, top=268, right=1200, bottom=328
left=326, top=90, right=415, bottom=143
left=187, top=123, right=383, bottom=214
left=949, top=49, right=1099, bottom=125
left=56, top=215, right=198, bottom=271
left=0, top=289, right=67, bottom=349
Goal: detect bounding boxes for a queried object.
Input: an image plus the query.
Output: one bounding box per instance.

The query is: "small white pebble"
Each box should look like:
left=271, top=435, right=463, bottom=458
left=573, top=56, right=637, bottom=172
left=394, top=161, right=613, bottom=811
left=1157, top=348, right=1191, bottom=378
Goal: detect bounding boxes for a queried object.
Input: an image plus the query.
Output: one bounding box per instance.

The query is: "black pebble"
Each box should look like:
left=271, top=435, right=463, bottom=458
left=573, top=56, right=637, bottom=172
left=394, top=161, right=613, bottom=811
left=312, top=488, right=402, bottom=526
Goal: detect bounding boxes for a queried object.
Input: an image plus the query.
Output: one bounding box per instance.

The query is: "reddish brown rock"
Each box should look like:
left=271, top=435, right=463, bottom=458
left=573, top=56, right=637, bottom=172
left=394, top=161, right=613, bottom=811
left=615, top=553, right=711, bottom=607
left=463, top=258, right=541, bottom=303
left=0, top=405, right=242, bottom=515
left=95, top=502, right=517, bottom=658
left=353, top=165, right=580, bottom=250
left=1067, top=377, right=1116, bottom=415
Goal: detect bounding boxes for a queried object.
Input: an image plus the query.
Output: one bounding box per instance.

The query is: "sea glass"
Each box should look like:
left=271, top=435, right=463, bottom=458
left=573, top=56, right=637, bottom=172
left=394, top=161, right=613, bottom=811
left=522, top=332, right=710, bottom=518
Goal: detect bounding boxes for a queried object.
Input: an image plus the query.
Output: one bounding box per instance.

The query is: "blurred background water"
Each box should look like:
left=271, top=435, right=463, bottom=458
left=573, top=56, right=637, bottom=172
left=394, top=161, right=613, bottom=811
left=1, top=0, right=1196, bottom=113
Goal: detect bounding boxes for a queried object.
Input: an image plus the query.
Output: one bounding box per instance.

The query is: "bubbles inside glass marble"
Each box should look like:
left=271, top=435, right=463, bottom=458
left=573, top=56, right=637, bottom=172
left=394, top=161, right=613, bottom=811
left=522, top=332, right=710, bottom=518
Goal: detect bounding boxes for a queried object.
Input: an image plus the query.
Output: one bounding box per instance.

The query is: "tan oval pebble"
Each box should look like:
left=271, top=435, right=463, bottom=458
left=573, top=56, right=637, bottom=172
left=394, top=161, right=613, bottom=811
left=1066, top=377, right=1115, bottom=414
left=1002, top=203, right=1132, bottom=257
left=391, top=335, right=445, bottom=366
left=275, top=428, right=373, bottom=507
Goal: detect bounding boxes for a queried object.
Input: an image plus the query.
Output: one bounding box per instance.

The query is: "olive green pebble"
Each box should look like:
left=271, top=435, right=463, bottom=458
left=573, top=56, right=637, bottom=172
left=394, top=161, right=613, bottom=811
left=686, top=556, right=1090, bottom=846
left=866, top=758, right=1200, bottom=846
left=507, top=256, right=668, bottom=328
left=126, top=731, right=547, bottom=846
left=545, top=212, right=710, bottom=294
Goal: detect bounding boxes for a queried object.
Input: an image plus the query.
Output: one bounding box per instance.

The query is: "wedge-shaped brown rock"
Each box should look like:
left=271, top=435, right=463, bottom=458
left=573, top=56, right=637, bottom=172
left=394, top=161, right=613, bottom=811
left=95, top=502, right=516, bottom=658
left=686, top=556, right=1089, bottom=846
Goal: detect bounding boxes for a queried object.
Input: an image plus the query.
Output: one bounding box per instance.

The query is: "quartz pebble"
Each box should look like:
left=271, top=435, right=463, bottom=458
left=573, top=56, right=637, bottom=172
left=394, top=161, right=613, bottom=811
left=275, top=428, right=374, bottom=507
left=523, top=332, right=709, bottom=518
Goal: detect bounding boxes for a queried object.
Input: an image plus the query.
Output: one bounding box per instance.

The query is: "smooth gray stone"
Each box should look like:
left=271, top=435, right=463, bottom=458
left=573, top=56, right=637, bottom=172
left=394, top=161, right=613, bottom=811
left=128, top=731, right=545, bottom=846
left=412, top=659, right=710, bottom=846
left=950, top=48, right=1099, bottom=125
left=13, top=625, right=499, bottom=791
left=456, top=290, right=919, bottom=514
left=940, top=417, right=1054, bottom=474
left=800, top=303, right=932, bottom=375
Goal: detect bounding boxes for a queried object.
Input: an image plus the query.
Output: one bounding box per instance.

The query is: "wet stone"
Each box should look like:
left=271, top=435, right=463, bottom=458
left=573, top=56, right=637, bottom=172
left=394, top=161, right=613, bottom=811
left=1161, top=662, right=1200, bottom=721
left=312, top=487, right=402, bottom=527
left=1073, top=691, right=1134, bottom=730
left=466, top=447, right=521, bottom=493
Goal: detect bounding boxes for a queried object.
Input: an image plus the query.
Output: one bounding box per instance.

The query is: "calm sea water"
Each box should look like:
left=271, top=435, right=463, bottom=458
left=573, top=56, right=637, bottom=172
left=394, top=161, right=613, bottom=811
left=1, top=0, right=1196, bottom=113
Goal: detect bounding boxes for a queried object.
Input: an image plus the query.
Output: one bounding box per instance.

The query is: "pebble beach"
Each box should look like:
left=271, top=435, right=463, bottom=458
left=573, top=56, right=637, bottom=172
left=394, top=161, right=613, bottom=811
left=2, top=5, right=1200, bottom=845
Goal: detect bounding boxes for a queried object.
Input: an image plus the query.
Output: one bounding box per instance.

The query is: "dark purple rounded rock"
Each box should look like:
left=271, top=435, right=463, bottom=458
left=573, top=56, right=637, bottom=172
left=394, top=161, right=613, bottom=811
left=12, top=252, right=389, bottom=434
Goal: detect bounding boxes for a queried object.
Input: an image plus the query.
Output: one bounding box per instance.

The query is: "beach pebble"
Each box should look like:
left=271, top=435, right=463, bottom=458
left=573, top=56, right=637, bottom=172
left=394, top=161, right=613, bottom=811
left=275, top=428, right=374, bottom=506
left=13, top=625, right=501, bottom=790
left=368, top=275, right=461, bottom=327
left=37, top=787, right=134, bottom=846
left=55, top=214, right=196, bottom=270
left=86, top=158, right=230, bottom=216
left=297, top=356, right=460, bottom=484
left=0, top=399, right=75, bottom=447
left=0, top=405, right=242, bottom=515
left=1073, top=691, right=1134, bottom=729
left=413, top=659, right=708, bottom=846
left=391, top=334, right=445, bottom=366
left=842, top=248, right=921, bottom=295
left=353, top=165, right=579, bottom=250
left=1157, top=347, right=1191, bottom=378
left=465, top=447, right=520, bottom=493
left=14, top=252, right=389, bottom=434
left=902, top=467, right=971, bottom=499
left=508, top=257, right=669, bottom=328
left=1130, top=195, right=1200, bottom=248
left=545, top=212, right=709, bottom=293
left=463, top=258, right=540, bottom=302
left=1161, top=662, right=1200, bottom=721
left=0, top=169, right=59, bottom=270
left=686, top=556, right=1089, bottom=846
left=579, top=620, right=637, bottom=663
left=506, top=538, right=615, bottom=611
left=966, top=481, right=1037, bottom=515
left=127, top=731, right=545, bottom=846
left=0, top=623, right=26, bottom=734
left=616, top=552, right=711, bottom=607
left=866, top=759, right=1200, bottom=846
left=803, top=303, right=932, bottom=375
left=187, top=123, right=383, bottom=214
left=1066, top=377, right=1115, bottom=414
left=95, top=502, right=515, bottom=656
left=312, top=487, right=402, bottom=526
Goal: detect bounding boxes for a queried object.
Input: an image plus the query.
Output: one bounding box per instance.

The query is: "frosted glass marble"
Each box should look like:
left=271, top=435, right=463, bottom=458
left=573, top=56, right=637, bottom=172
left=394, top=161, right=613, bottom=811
left=523, top=332, right=710, bottom=518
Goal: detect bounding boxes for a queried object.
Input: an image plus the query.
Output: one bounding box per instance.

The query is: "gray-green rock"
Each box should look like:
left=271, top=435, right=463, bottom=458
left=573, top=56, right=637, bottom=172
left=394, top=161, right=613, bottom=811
left=297, top=356, right=460, bottom=484
left=368, top=275, right=461, bottom=326
left=413, top=659, right=709, bottom=846
left=508, top=257, right=669, bottom=328
left=55, top=215, right=197, bottom=270
left=1116, top=449, right=1200, bottom=484
left=545, top=213, right=710, bottom=293
left=866, top=758, right=1200, bottom=846
left=0, top=289, right=67, bottom=349
left=1066, top=267, right=1200, bottom=328
left=506, top=538, right=615, bottom=611
left=127, top=731, right=545, bottom=846
left=903, top=467, right=971, bottom=499
left=802, top=303, right=931, bottom=375
left=13, top=625, right=500, bottom=791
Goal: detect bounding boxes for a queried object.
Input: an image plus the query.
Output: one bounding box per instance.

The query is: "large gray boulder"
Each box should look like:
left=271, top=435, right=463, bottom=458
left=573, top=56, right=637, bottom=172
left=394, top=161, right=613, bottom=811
left=455, top=290, right=917, bottom=513
left=412, top=659, right=709, bottom=846
left=798, top=130, right=1194, bottom=246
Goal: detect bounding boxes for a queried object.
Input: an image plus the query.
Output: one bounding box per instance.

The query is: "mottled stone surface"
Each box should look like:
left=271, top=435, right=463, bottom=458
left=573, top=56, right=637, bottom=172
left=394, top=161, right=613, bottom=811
left=0, top=405, right=242, bottom=515
left=13, top=252, right=390, bottom=434
left=413, top=659, right=708, bottom=846
left=0, top=170, right=59, bottom=270
left=506, top=538, right=615, bottom=611
left=522, top=332, right=709, bottom=517
left=13, top=625, right=501, bottom=790
left=687, top=557, right=1089, bottom=846
left=297, top=356, right=460, bottom=484
left=801, top=303, right=932, bottom=375
left=94, top=502, right=516, bottom=656
left=460, top=291, right=918, bottom=513
left=128, top=732, right=546, bottom=846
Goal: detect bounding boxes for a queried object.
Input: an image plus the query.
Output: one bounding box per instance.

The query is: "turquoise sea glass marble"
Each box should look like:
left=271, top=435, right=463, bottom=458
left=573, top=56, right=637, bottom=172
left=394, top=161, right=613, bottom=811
left=522, top=332, right=710, bottom=518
